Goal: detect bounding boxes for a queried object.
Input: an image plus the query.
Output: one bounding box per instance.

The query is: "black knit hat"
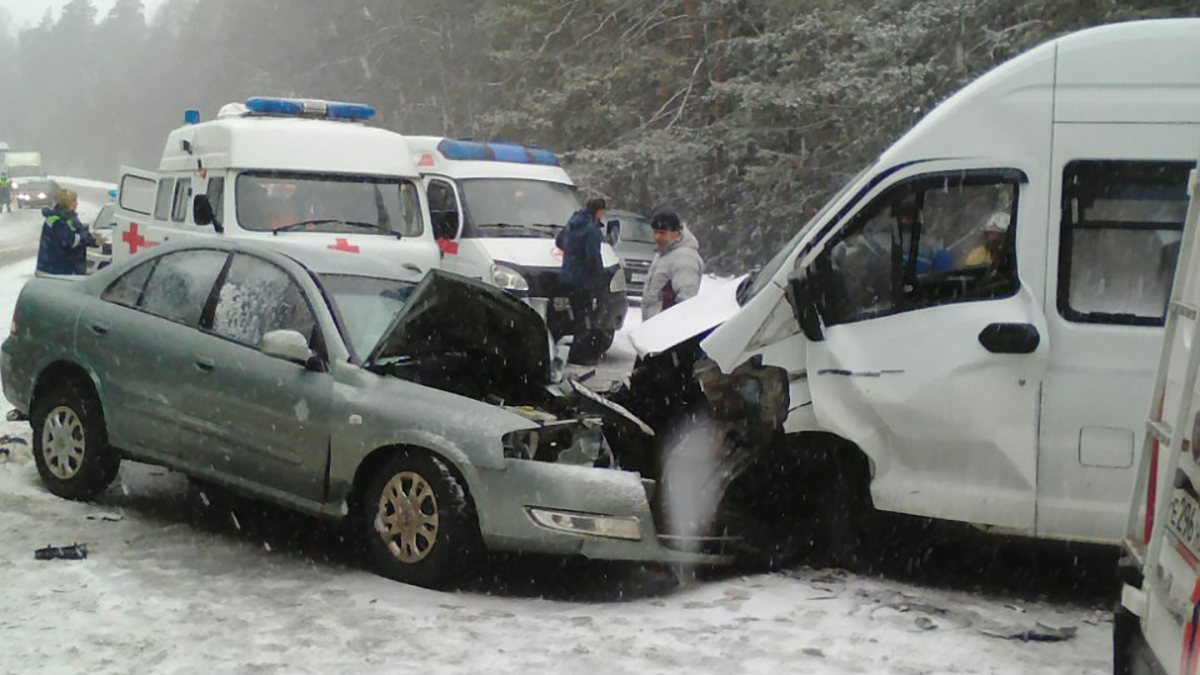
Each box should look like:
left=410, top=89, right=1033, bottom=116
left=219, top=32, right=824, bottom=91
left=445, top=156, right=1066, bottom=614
left=650, top=211, right=681, bottom=231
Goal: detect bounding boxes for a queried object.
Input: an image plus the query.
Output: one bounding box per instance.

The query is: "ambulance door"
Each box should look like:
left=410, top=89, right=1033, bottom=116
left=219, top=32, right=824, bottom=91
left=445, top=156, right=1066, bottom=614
left=425, top=176, right=491, bottom=280
left=800, top=162, right=1048, bottom=532
left=1037, top=123, right=1200, bottom=543
left=111, top=167, right=158, bottom=265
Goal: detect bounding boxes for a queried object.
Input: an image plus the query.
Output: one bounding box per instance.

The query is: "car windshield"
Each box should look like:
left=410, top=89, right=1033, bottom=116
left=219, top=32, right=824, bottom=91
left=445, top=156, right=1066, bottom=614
left=236, top=171, right=424, bottom=236
left=615, top=212, right=655, bottom=243
left=742, top=164, right=875, bottom=303
left=459, top=178, right=580, bottom=238
left=319, top=274, right=416, bottom=360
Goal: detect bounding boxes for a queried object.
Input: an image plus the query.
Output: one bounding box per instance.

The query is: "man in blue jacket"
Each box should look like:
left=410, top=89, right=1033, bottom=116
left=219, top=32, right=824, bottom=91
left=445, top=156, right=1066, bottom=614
left=36, top=189, right=96, bottom=276
left=555, top=197, right=607, bottom=364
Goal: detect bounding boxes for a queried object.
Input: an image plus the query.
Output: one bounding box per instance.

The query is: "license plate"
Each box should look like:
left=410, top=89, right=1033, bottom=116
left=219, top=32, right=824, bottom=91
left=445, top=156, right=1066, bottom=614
left=631, top=273, right=647, bottom=283
left=552, top=297, right=570, bottom=311
left=1169, top=488, right=1200, bottom=556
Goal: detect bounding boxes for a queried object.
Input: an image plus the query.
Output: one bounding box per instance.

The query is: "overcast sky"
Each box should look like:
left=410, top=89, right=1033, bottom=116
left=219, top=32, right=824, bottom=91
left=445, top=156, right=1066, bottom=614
left=0, top=0, right=168, bottom=30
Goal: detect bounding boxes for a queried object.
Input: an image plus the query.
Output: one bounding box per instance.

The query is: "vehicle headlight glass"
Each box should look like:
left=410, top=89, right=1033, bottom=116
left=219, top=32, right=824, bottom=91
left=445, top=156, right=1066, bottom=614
left=609, top=265, right=627, bottom=293
left=527, top=508, right=642, bottom=541
left=490, top=263, right=529, bottom=292
left=37, top=192, right=46, bottom=199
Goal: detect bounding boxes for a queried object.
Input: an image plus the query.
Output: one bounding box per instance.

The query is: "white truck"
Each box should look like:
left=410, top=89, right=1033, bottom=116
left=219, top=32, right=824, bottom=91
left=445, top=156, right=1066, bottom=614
left=1115, top=157, right=1200, bottom=675
left=406, top=136, right=627, bottom=361
left=4, top=151, right=44, bottom=179
left=625, top=19, right=1200, bottom=554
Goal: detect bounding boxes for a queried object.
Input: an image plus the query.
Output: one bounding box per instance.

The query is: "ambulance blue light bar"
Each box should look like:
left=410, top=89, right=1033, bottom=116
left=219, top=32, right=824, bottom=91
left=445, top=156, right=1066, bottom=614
left=243, top=97, right=375, bottom=122
left=436, top=139, right=560, bottom=166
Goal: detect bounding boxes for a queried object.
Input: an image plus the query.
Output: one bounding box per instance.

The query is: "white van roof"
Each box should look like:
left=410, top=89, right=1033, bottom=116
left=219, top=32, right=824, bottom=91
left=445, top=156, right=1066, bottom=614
left=159, top=115, right=421, bottom=178
left=880, top=19, right=1200, bottom=168
left=405, top=135, right=575, bottom=185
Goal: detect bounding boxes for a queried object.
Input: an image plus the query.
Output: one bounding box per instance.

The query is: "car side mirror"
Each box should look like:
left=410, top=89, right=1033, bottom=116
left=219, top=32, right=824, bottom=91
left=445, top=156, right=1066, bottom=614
left=261, top=330, right=321, bottom=369
left=193, top=194, right=222, bottom=233
left=606, top=220, right=621, bottom=245
left=785, top=270, right=825, bottom=342
left=432, top=211, right=459, bottom=240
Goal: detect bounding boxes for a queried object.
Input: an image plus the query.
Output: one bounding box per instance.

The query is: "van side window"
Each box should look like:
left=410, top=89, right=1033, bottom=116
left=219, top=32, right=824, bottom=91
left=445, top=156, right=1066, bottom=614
left=172, top=178, right=192, bottom=223
left=1058, top=160, right=1192, bottom=326
left=154, top=178, right=175, bottom=221
left=812, top=170, right=1021, bottom=325
left=206, top=177, right=225, bottom=228
left=427, top=179, right=460, bottom=235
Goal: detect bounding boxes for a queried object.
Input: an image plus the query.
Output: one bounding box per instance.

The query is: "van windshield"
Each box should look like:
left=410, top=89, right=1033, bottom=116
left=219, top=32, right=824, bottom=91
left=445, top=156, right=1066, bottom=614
left=459, top=178, right=581, bottom=239
left=236, top=171, right=424, bottom=236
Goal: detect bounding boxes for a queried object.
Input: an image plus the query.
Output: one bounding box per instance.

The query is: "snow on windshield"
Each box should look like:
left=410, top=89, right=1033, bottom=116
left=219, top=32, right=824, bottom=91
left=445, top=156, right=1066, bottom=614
left=320, top=274, right=416, bottom=359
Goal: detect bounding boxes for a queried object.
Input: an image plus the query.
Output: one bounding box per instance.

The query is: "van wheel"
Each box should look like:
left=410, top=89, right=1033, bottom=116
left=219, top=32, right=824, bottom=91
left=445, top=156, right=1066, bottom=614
left=358, top=451, right=481, bottom=588
left=32, top=380, right=120, bottom=501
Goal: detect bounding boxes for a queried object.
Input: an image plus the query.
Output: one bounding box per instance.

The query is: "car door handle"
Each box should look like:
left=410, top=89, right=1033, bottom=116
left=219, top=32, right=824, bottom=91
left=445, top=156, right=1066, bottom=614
left=978, top=323, right=1040, bottom=354
left=88, top=322, right=110, bottom=336
left=194, top=356, right=216, bottom=372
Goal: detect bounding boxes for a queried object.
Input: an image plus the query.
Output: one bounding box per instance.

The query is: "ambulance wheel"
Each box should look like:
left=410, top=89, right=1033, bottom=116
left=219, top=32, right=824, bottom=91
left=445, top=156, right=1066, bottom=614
left=32, top=379, right=120, bottom=501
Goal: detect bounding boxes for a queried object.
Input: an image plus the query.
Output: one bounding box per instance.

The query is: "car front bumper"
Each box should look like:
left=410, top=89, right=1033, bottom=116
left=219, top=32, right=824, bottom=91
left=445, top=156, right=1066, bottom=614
left=473, top=458, right=732, bottom=565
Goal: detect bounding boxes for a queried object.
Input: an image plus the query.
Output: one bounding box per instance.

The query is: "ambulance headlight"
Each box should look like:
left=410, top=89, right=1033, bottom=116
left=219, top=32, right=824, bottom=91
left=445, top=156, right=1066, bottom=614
left=609, top=266, right=627, bottom=293
left=490, top=264, right=529, bottom=292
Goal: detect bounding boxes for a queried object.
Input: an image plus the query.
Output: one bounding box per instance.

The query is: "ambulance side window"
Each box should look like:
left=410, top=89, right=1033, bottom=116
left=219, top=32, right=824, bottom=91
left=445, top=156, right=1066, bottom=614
left=154, top=178, right=175, bottom=221
left=206, top=177, right=225, bottom=228
left=1058, top=160, right=1193, bottom=326
left=813, top=170, right=1021, bottom=326
left=172, top=178, right=191, bottom=223
left=427, top=179, right=460, bottom=235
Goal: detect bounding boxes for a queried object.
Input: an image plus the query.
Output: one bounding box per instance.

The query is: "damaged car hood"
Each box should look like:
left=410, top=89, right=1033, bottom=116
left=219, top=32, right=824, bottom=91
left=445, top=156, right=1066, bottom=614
left=629, top=274, right=746, bottom=357
left=364, top=270, right=553, bottom=402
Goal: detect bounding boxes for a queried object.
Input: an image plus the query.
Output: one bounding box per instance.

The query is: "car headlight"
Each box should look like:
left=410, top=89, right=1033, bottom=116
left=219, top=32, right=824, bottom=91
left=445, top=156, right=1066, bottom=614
left=490, top=263, right=529, bottom=292
left=17, top=194, right=28, bottom=200
left=609, top=265, right=627, bottom=293
left=37, top=192, right=46, bottom=199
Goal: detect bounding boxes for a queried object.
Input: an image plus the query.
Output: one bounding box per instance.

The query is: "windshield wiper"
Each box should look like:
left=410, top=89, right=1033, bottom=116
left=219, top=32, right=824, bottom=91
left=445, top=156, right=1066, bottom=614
left=272, top=219, right=379, bottom=234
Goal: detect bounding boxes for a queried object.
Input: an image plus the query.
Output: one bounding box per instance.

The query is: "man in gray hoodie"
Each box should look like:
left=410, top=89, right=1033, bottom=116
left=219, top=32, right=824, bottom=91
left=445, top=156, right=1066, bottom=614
left=642, top=211, right=704, bottom=320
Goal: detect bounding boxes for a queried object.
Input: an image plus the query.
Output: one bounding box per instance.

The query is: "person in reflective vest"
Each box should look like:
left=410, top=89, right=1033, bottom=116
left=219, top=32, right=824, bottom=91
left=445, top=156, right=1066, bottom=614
left=0, top=173, right=11, bottom=213
left=36, top=189, right=96, bottom=275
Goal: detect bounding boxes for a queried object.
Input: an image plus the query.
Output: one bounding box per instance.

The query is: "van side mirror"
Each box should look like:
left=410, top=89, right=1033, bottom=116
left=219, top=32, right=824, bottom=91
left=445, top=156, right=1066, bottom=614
left=785, top=270, right=824, bottom=342
left=606, top=220, right=621, bottom=245
left=193, top=194, right=219, bottom=231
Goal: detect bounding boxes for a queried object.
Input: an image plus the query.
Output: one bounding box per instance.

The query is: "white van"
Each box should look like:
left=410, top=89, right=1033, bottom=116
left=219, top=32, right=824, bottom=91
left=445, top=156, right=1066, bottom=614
left=406, top=136, right=628, bottom=361
left=112, top=98, right=441, bottom=280
left=629, top=19, right=1200, bottom=546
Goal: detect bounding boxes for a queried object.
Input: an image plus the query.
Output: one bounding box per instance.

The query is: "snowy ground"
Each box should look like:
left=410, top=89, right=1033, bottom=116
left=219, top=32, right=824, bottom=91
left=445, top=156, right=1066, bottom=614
left=0, top=203, right=1115, bottom=674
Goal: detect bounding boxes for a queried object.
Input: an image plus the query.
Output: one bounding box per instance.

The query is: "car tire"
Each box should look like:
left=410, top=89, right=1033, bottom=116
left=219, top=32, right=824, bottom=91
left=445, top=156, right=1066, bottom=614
left=31, top=379, right=120, bottom=501
left=358, top=451, right=481, bottom=588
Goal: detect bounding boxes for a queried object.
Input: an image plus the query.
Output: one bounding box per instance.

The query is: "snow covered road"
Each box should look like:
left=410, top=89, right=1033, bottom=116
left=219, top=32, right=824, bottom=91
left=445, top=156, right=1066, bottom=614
left=0, top=220, right=1115, bottom=674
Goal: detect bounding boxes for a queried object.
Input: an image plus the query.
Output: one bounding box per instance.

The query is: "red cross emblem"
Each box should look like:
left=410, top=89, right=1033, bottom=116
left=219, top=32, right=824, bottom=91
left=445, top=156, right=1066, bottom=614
left=328, top=238, right=360, bottom=254
left=122, top=222, right=152, bottom=254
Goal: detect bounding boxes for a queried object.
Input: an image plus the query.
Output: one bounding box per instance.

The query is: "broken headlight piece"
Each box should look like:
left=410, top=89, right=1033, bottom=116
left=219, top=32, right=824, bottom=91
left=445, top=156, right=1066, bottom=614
left=502, top=419, right=613, bottom=466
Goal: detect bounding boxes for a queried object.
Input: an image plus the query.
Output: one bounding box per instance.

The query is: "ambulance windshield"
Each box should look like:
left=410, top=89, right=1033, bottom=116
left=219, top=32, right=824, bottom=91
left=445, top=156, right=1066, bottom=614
left=458, top=178, right=581, bottom=238
left=236, top=171, right=424, bottom=236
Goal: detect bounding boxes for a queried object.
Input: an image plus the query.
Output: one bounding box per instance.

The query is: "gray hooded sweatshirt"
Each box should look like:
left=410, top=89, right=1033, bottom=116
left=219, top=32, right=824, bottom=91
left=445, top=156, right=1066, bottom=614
left=642, top=227, right=704, bottom=320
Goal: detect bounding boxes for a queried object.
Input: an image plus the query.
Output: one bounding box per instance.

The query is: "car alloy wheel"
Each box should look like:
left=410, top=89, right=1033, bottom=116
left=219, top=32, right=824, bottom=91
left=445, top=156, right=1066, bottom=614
left=375, top=471, right=440, bottom=563
left=41, top=405, right=86, bottom=480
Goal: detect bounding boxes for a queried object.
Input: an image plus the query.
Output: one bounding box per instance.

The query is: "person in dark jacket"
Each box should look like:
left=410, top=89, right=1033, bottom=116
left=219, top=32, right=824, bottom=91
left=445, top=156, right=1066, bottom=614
left=555, top=197, right=608, bottom=364
left=36, top=189, right=96, bottom=276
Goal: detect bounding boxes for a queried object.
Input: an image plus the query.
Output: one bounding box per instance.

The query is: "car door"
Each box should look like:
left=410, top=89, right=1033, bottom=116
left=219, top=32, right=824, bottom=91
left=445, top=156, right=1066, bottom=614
left=190, top=252, right=333, bottom=502
left=800, top=166, right=1048, bottom=532
left=425, top=176, right=492, bottom=279
left=75, top=249, right=230, bottom=461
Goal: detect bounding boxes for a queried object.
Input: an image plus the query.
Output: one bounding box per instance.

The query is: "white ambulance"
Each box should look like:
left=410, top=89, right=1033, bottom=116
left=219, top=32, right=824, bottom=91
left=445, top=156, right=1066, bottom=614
left=405, top=136, right=627, bottom=361
left=111, top=98, right=441, bottom=282
left=629, top=19, right=1200, bottom=546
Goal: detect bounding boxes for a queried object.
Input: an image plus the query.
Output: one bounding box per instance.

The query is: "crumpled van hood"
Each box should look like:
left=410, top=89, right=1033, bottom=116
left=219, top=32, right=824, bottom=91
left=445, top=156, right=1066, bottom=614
left=365, top=270, right=552, bottom=402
